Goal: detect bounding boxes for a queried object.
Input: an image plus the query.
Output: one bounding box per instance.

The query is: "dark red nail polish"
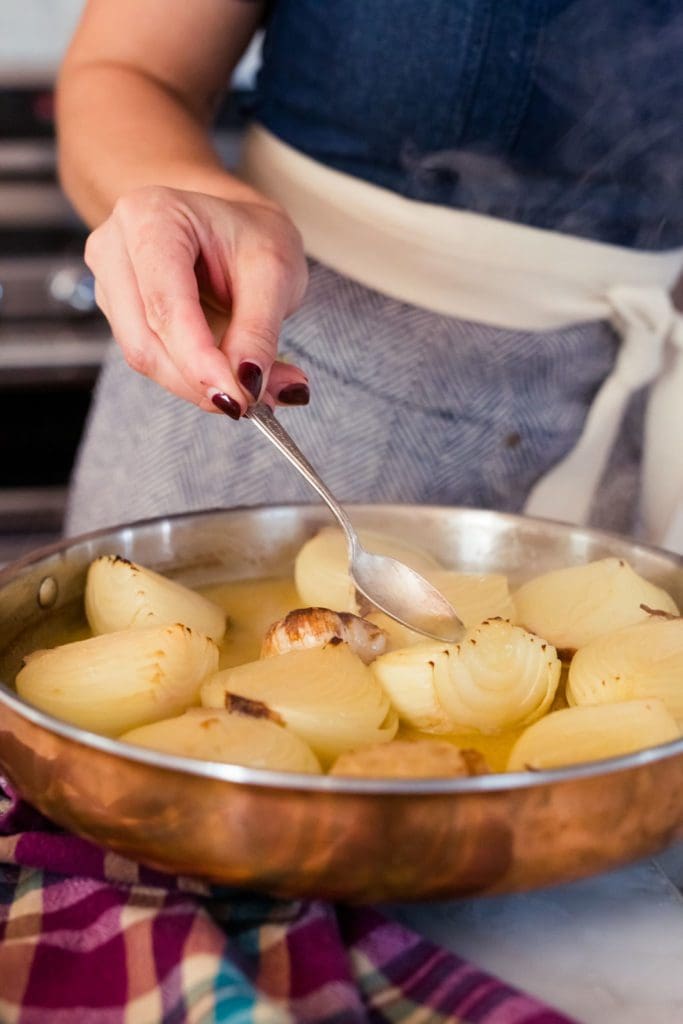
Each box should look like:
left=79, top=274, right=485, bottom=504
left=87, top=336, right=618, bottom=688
left=278, top=383, right=310, bottom=406
left=238, top=361, right=263, bottom=401
left=211, top=392, right=242, bottom=419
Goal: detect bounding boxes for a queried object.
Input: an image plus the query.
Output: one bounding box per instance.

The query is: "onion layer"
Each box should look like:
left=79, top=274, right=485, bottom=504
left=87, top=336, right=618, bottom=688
left=514, top=558, right=678, bottom=654
left=201, top=641, right=397, bottom=763
left=294, top=527, right=441, bottom=613
left=372, top=619, right=560, bottom=735
left=86, top=555, right=226, bottom=642
left=434, top=619, right=561, bottom=733
left=120, top=707, right=321, bottom=773
left=567, top=617, right=683, bottom=723
left=16, top=623, right=219, bottom=736
left=507, top=700, right=679, bottom=771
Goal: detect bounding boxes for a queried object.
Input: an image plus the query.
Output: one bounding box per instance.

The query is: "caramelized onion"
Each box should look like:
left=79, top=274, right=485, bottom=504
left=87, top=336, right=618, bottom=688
left=121, top=707, right=321, bottom=773
left=567, top=617, right=683, bottom=722
left=86, top=554, right=226, bottom=642
left=16, top=623, right=219, bottom=736
left=201, top=641, right=397, bottom=763
left=514, top=558, right=678, bottom=654
left=507, top=700, right=679, bottom=771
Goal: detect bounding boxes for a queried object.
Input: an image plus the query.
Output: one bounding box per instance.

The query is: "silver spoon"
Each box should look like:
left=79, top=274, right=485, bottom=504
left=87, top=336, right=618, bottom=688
left=245, top=402, right=465, bottom=643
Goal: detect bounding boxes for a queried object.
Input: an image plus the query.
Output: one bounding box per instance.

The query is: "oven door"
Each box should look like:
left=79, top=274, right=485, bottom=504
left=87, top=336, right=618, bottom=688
left=0, top=318, right=110, bottom=564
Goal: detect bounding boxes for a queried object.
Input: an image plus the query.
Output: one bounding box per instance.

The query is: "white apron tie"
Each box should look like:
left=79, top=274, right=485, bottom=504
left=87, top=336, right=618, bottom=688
left=641, top=310, right=683, bottom=551
left=524, top=286, right=683, bottom=551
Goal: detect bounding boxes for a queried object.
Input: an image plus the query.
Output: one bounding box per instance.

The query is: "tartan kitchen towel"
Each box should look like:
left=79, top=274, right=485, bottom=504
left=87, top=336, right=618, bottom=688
left=0, top=777, right=575, bottom=1024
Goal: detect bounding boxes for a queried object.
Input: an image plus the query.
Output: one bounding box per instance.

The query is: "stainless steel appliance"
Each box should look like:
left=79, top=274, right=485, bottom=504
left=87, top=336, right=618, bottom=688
left=0, top=81, right=250, bottom=564
left=0, top=85, right=110, bottom=562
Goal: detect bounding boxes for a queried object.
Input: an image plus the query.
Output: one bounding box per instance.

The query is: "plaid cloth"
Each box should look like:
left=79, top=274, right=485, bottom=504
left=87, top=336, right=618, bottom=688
left=0, top=777, right=575, bottom=1024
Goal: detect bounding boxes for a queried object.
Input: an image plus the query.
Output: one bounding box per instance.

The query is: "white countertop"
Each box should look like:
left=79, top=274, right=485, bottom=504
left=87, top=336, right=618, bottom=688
left=388, top=844, right=683, bottom=1024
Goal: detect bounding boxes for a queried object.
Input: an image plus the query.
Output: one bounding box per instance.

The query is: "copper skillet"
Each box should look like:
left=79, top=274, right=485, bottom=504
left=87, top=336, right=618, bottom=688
left=0, top=504, right=681, bottom=903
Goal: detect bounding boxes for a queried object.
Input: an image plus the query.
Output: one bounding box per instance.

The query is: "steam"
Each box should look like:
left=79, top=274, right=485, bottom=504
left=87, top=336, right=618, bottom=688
left=400, top=1, right=683, bottom=249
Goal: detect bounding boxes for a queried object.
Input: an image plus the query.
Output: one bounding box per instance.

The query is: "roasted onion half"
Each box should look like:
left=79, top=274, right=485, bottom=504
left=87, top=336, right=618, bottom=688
left=368, top=570, right=516, bottom=649
left=294, top=526, right=441, bottom=613
left=372, top=619, right=560, bottom=735
left=330, top=739, right=489, bottom=778
left=16, top=623, right=219, bottom=736
left=369, top=642, right=455, bottom=733
left=507, top=700, right=679, bottom=772
left=514, top=558, right=678, bottom=655
left=567, top=616, right=683, bottom=723
left=120, top=707, right=321, bottom=773
left=85, top=555, right=227, bottom=642
left=201, top=641, right=398, bottom=763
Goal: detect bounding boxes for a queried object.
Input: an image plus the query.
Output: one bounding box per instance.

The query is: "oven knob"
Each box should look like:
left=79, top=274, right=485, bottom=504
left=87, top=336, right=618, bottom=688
left=48, top=267, right=97, bottom=313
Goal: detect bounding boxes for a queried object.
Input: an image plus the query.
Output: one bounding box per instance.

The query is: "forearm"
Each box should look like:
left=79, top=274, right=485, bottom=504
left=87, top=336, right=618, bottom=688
left=57, top=62, right=267, bottom=227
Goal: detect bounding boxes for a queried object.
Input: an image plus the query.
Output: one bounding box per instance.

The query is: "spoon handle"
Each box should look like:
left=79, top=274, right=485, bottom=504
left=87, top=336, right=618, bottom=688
left=245, top=403, right=358, bottom=550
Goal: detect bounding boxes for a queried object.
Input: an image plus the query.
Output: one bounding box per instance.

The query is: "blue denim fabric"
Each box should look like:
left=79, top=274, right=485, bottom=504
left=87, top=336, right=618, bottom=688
left=248, top=0, right=683, bottom=250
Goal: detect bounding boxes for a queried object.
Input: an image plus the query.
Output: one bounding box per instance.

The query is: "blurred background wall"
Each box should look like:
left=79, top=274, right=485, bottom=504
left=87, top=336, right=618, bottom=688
left=0, top=0, right=84, bottom=84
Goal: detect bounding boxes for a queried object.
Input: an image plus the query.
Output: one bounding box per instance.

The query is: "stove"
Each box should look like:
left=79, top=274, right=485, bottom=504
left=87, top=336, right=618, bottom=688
left=0, top=86, right=110, bottom=562
left=0, top=84, right=249, bottom=563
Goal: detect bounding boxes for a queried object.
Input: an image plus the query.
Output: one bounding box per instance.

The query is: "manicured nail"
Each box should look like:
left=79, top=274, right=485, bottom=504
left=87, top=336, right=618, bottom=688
left=278, top=383, right=310, bottom=406
left=210, top=391, right=242, bottom=419
left=238, top=361, right=263, bottom=401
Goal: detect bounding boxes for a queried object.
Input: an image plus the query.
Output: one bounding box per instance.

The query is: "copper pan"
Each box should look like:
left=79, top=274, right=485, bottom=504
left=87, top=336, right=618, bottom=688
left=0, top=504, right=682, bottom=902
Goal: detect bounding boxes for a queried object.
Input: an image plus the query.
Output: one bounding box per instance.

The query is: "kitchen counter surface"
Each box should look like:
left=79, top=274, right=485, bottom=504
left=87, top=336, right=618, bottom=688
left=389, top=845, right=683, bottom=1024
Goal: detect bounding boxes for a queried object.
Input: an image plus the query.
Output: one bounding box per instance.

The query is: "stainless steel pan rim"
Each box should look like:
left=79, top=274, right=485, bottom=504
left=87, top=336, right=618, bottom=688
left=1, top=499, right=682, bottom=796
left=1, top=501, right=680, bottom=582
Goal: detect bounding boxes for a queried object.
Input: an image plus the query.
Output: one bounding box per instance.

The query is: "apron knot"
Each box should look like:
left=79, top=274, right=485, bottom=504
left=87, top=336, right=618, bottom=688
left=525, top=284, right=682, bottom=551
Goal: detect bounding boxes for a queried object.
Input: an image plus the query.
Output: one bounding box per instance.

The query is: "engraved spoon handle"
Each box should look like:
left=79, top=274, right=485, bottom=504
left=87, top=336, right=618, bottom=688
left=245, top=403, right=359, bottom=555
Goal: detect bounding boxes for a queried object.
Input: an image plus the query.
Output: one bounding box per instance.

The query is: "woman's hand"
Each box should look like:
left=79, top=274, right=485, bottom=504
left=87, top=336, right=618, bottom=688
left=84, top=185, right=310, bottom=416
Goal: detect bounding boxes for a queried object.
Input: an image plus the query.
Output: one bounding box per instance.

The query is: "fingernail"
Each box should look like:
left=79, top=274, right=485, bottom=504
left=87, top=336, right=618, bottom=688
left=278, top=383, right=310, bottom=406
left=210, top=391, right=242, bottom=419
left=238, top=361, right=263, bottom=401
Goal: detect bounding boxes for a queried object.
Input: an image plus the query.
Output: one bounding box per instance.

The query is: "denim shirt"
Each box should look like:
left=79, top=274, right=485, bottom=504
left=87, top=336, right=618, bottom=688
left=248, top=0, right=682, bottom=251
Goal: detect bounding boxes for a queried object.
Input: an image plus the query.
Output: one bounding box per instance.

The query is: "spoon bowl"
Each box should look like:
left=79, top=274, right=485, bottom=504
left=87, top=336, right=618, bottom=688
left=245, top=403, right=465, bottom=642
left=350, top=544, right=465, bottom=642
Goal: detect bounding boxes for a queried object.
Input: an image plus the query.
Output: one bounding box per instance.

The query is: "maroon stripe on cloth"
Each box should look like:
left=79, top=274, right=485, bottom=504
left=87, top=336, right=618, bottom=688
left=0, top=780, right=57, bottom=835
left=152, top=896, right=200, bottom=1020
left=22, top=888, right=129, bottom=1009
left=340, top=908, right=578, bottom=1024
left=14, top=831, right=107, bottom=881
left=284, top=903, right=359, bottom=999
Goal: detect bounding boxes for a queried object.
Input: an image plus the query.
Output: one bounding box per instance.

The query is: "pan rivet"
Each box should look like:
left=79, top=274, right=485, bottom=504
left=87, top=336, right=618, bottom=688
left=37, top=576, right=58, bottom=609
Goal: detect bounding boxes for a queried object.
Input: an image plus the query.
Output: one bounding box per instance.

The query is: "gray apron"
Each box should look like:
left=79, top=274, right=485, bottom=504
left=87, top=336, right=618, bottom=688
left=66, top=261, right=641, bottom=539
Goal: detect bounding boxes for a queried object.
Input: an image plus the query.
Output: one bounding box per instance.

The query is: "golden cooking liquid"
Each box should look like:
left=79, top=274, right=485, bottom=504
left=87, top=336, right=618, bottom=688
left=199, top=576, right=301, bottom=669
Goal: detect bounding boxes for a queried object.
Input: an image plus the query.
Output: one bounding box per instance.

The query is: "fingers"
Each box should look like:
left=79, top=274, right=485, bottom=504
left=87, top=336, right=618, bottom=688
left=87, top=225, right=216, bottom=410
left=265, top=360, right=311, bottom=408
left=213, top=238, right=309, bottom=404
left=85, top=186, right=311, bottom=417
left=113, top=199, right=249, bottom=411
